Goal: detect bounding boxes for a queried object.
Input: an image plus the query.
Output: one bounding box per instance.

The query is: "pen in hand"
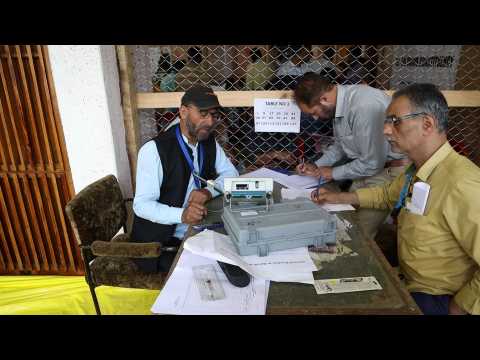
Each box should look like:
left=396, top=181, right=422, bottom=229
left=298, top=157, right=305, bottom=174
left=313, top=174, right=327, bottom=201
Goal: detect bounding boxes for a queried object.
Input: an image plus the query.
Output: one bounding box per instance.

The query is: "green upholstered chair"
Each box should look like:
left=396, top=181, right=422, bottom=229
left=65, top=175, right=168, bottom=315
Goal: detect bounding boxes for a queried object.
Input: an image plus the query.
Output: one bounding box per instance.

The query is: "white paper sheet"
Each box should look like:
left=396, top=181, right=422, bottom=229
left=277, top=174, right=320, bottom=189
left=280, top=188, right=356, bottom=212
left=254, top=98, right=301, bottom=133
left=151, top=249, right=269, bottom=315
left=281, top=188, right=314, bottom=200
left=184, top=229, right=317, bottom=284
left=240, top=167, right=323, bottom=190
left=240, top=167, right=295, bottom=189
left=240, top=167, right=289, bottom=180
left=321, top=204, right=356, bottom=212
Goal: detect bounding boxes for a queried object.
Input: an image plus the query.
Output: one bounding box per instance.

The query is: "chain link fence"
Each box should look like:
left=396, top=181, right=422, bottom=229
left=132, top=45, right=480, bottom=171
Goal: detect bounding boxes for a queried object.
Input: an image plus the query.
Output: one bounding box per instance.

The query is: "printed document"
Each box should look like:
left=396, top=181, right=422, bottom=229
left=151, top=249, right=269, bottom=315
left=241, top=167, right=325, bottom=190
left=184, top=229, right=317, bottom=284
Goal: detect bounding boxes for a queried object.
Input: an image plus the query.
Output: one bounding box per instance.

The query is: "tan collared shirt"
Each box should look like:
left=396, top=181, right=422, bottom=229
left=356, top=141, right=480, bottom=314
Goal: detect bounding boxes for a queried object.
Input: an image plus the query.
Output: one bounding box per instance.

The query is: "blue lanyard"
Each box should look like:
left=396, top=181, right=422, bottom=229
left=175, top=126, right=204, bottom=189
left=394, top=165, right=416, bottom=212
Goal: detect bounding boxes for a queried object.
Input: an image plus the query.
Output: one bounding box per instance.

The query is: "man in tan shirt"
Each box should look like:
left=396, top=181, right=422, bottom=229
left=312, top=83, right=480, bottom=315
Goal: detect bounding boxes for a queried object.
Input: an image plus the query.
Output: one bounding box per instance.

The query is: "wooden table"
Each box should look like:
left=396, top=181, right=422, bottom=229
left=166, top=183, right=422, bottom=315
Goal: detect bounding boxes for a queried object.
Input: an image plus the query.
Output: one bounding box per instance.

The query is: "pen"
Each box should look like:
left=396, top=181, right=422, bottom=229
left=192, top=222, right=224, bottom=231
left=299, top=157, right=305, bottom=173
left=313, top=173, right=326, bottom=201
left=205, top=279, right=215, bottom=300
left=192, top=173, right=224, bottom=195
left=340, top=277, right=363, bottom=283
left=318, top=175, right=325, bottom=188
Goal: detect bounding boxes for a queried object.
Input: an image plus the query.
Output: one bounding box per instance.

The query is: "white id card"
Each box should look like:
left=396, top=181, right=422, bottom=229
left=406, top=181, right=430, bottom=215
left=313, top=276, right=382, bottom=295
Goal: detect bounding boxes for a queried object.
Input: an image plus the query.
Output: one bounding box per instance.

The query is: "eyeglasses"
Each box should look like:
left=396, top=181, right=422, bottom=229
left=188, top=105, right=222, bottom=122
left=384, top=112, right=428, bottom=126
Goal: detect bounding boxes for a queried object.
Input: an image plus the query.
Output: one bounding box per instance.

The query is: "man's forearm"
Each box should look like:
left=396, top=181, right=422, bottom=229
left=315, top=142, right=345, bottom=168
left=332, top=191, right=360, bottom=206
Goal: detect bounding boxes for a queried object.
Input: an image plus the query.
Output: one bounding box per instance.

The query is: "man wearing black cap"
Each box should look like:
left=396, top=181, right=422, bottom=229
left=131, top=85, right=239, bottom=273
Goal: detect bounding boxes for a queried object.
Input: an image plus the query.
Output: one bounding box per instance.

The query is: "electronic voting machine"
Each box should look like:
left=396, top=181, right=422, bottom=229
left=221, top=177, right=337, bottom=257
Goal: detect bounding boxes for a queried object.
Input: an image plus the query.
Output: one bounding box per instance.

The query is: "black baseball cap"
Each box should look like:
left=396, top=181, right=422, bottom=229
left=181, top=85, right=222, bottom=110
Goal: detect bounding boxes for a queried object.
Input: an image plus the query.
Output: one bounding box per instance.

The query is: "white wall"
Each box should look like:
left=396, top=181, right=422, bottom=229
left=48, top=45, right=133, bottom=197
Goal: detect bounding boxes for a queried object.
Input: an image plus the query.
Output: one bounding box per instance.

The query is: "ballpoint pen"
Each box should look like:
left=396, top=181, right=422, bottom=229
left=318, top=175, right=326, bottom=188
left=314, top=176, right=326, bottom=200
left=299, top=157, right=305, bottom=173
left=340, top=277, right=363, bottom=283
left=192, top=222, right=224, bottom=231
left=192, top=172, right=224, bottom=195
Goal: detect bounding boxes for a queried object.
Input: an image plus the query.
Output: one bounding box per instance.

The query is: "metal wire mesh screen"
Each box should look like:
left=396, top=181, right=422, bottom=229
left=132, top=45, right=480, bottom=171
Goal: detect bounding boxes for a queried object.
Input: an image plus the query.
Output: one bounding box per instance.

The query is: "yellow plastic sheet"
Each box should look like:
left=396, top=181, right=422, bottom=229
left=0, top=276, right=160, bottom=315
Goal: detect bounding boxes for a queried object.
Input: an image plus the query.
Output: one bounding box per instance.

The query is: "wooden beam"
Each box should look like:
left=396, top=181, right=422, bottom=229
left=137, top=91, right=291, bottom=109
left=137, top=90, right=480, bottom=109
left=433, top=90, right=480, bottom=107
left=116, top=45, right=141, bottom=191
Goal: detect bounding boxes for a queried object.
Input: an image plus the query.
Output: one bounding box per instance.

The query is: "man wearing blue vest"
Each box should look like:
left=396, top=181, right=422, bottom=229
left=131, top=85, right=239, bottom=273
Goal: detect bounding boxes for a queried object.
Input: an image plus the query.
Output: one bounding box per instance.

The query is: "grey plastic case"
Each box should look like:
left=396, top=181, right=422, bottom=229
left=221, top=199, right=337, bottom=257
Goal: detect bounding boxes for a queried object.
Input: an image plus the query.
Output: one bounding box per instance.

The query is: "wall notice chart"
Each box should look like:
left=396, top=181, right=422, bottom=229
left=254, top=99, right=301, bottom=133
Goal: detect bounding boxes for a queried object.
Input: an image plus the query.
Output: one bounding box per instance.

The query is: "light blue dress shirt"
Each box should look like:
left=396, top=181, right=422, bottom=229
left=133, top=124, right=239, bottom=239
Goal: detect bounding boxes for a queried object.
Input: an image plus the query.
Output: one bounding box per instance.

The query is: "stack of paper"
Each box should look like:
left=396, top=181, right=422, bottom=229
left=151, top=249, right=269, bottom=315
left=184, top=229, right=317, bottom=284
left=240, top=167, right=321, bottom=190
left=280, top=188, right=356, bottom=212
left=240, top=167, right=289, bottom=182
left=278, top=174, right=320, bottom=189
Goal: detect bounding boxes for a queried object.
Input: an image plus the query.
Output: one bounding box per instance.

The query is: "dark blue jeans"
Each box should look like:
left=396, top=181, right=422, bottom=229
left=411, top=292, right=452, bottom=315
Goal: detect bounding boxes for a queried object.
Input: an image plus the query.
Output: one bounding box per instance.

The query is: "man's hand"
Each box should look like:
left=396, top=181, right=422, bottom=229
left=316, top=166, right=333, bottom=181
left=311, top=188, right=360, bottom=206
left=296, top=162, right=319, bottom=177
left=181, top=202, right=208, bottom=225
left=296, top=162, right=333, bottom=181
left=449, top=299, right=468, bottom=315
left=188, top=189, right=212, bottom=206
left=311, top=188, right=339, bottom=205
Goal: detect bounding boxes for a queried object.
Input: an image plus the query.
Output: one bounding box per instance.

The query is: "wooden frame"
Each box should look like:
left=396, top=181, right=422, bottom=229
left=116, top=45, right=141, bottom=189
left=0, top=45, right=81, bottom=275
left=136, top=90, right=480, bottom=109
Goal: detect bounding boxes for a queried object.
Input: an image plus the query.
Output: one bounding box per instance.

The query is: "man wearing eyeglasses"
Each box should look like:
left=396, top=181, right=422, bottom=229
left=294, top=72, right=410, bottom=240
left=131, top=85, right=239, bottom=273
left=310, top=83, right=480, bottom=315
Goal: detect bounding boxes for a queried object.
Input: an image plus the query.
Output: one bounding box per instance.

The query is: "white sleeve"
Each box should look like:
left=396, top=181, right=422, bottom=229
left=132, top=141, right=184, bottom=224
